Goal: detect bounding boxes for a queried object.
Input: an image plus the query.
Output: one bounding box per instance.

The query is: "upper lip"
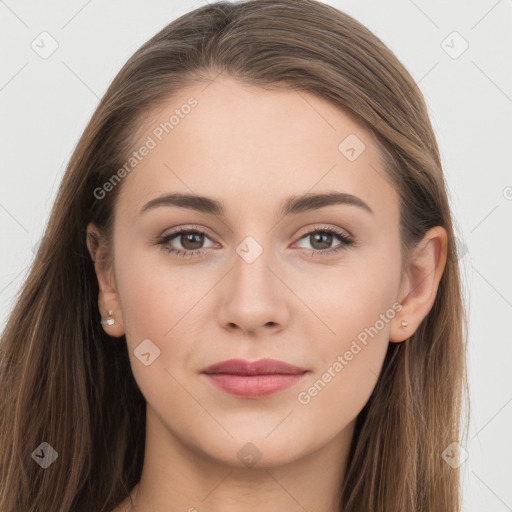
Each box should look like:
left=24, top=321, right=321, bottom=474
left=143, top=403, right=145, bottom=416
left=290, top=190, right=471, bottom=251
left=201, top=358, right=308, bottom=375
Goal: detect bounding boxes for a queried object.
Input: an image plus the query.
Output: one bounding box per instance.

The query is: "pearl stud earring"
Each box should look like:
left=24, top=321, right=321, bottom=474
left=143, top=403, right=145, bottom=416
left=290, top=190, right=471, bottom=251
left=101, top=310, right=115, bottom=326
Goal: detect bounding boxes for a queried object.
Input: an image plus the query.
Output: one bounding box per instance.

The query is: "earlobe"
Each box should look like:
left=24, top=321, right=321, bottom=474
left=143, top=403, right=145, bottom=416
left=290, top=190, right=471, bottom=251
left=98, top=305, right=125, bottom=338
left=389, top=226, right=448, bottom=343
left=389, top=311, right=412, bottom=343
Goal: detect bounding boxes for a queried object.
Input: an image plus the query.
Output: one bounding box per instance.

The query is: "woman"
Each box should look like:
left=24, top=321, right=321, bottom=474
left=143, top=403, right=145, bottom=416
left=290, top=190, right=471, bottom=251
left=0, top=0, right=468, bottom=510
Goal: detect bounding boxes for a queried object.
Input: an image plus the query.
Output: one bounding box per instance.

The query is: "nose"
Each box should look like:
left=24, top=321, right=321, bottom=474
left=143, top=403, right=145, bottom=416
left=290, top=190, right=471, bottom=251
left=217, top=240, right=290, bottom=337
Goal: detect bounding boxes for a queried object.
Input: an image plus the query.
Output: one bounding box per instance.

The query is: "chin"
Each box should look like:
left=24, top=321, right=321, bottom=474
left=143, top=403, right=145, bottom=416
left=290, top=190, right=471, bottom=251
left=198, top=433, right=307, bottom=469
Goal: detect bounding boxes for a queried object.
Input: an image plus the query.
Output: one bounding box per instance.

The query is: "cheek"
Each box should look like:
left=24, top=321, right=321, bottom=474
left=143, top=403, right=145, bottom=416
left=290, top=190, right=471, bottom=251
left=295, top=251, right=400, bottom=425
left=297, top=256, right=401, bottom=348
left=296, top=314, right=390, bottom=435
left=113, top=246, right=212, bottom=398
left=114, top=244, right=198, bottom=337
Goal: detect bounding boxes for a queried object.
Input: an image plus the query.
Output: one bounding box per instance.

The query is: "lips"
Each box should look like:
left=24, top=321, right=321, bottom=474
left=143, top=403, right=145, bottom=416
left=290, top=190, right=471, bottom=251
left=201, top=358, right=308, bottom=376
left=201, top=358, right=309, bottom=398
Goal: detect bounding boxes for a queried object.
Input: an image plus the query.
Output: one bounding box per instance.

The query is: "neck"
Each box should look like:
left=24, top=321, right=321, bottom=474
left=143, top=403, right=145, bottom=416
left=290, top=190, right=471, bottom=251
left=129, top=406, right=354, bottom=512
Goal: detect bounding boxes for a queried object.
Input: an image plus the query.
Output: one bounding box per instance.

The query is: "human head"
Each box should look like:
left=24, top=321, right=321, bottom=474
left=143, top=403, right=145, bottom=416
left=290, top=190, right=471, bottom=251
left=0, top=1, right=467, bottom=511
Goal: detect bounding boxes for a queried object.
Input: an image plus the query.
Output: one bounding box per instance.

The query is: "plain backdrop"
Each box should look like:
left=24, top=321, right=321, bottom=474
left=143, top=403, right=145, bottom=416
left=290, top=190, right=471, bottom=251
left=1, top=0, right=511, bottom=510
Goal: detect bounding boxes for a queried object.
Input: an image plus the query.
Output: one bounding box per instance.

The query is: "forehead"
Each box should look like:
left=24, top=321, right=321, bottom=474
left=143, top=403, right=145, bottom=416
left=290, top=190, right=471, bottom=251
left=115, top=75, right=398, bottom=224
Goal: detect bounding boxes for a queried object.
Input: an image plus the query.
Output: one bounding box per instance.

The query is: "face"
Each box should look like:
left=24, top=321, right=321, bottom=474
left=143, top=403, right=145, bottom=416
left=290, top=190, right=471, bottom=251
left=92, top=74, right=405, bottom=469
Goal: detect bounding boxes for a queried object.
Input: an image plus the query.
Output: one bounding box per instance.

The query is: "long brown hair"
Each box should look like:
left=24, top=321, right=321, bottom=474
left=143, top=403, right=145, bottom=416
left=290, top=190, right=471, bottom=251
left=0, top=1, right=469, bottom=510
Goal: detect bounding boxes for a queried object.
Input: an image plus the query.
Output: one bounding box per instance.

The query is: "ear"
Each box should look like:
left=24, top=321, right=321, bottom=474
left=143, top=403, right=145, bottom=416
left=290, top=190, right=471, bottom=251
left=389, top=226, right=448, bottom=343
left=86, top=222, right=125, bottom=337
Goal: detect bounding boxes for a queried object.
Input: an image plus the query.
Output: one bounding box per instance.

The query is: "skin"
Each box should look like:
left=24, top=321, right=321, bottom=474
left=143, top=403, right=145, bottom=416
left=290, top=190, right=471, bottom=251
left=86, top=73, right=447, bottom=512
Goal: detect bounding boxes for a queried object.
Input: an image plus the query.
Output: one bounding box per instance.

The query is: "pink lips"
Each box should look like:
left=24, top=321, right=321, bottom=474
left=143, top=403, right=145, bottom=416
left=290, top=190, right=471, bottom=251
left=201, top=358, right=309, bottom=398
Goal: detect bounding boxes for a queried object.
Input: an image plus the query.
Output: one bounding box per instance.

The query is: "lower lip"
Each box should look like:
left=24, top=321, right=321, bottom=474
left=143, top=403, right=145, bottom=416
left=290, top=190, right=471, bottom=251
left=202, top=372, right=308, bottom=398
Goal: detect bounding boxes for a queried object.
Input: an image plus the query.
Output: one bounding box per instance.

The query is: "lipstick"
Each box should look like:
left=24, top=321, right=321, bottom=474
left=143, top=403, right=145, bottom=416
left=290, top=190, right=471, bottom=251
left=201, top=358, right=309, bottom=398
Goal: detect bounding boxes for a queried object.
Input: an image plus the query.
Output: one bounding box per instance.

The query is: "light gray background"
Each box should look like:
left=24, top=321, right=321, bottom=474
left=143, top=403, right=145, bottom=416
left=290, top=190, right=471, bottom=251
left=1, top=0, right=511, bottom=509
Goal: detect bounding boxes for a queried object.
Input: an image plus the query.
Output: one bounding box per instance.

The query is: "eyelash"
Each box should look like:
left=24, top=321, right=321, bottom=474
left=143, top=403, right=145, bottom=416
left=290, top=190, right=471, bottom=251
left=155, top=225, right=355, bottom=259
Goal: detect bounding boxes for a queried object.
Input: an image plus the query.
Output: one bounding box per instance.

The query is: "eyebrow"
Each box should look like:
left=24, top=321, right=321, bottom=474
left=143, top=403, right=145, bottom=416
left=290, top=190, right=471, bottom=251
left=139, top=191, right=373, bottom=217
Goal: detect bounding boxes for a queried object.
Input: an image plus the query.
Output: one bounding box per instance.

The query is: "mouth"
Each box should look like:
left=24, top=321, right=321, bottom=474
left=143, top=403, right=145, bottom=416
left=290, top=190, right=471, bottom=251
left=201, top=358, right=309, bottom=398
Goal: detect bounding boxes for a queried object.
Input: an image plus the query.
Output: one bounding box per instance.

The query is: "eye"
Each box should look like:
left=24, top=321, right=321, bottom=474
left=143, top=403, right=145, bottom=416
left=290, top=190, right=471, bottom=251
left=156, top=226, right=216, bottom=258
left=294, top=226, right=355, bottom=256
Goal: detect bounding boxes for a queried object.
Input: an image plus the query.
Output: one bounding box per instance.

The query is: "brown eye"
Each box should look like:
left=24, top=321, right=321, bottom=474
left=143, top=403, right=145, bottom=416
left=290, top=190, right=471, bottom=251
left=156, top=227, right=215, bottom=258
left=178, top=231, right=205, bottom=250
left=295, top=227, right=354, bottom=256
left=309, top=231, right=334, bottom=250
